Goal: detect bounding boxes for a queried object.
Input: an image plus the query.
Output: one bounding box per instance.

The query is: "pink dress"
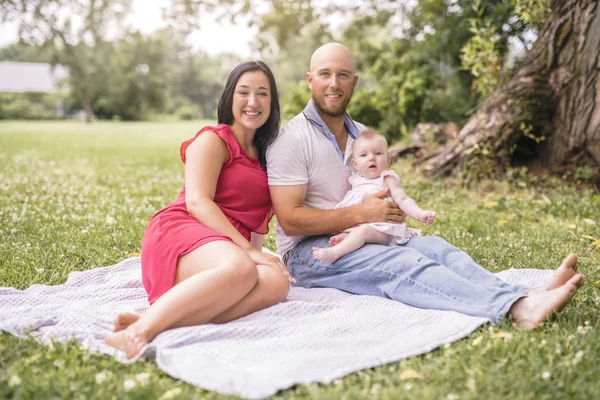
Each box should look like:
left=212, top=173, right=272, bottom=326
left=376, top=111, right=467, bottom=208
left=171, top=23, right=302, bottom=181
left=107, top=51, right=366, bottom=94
left=140, top=124, right=273, bottom=304
left=335, top=170, right=420, bottom=245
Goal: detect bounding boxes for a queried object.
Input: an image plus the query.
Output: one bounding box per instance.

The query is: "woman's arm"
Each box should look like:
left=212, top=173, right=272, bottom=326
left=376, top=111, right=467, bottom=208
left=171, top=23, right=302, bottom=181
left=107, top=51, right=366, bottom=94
left=184, top=130, right=254, bottom=251
left=250, top=233, right=265, bottom=251
left=184, top=130, right=292, bottom=280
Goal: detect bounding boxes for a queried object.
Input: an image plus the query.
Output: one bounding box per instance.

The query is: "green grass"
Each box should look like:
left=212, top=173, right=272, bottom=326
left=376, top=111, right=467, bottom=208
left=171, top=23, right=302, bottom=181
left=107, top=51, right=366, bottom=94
left=1, top=120, right=599, bottom=399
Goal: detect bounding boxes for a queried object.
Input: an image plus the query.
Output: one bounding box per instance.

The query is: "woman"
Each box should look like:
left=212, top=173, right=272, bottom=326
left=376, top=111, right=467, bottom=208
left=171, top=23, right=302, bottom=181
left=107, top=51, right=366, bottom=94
left=106, top=61, right=291, bottom=358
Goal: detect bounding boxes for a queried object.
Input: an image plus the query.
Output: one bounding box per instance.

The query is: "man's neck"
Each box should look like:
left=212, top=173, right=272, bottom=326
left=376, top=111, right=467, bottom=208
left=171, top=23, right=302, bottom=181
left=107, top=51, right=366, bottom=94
left=319, top=113, right=346, bottom=141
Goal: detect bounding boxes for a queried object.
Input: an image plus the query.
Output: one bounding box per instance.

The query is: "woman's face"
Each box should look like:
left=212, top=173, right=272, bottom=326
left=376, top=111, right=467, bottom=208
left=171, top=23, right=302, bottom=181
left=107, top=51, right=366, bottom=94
left=231, top=70, right=271, bottom=135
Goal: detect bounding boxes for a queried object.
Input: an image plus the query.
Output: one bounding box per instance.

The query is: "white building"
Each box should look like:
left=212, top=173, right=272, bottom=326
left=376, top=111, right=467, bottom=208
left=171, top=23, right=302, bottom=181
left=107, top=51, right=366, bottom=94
left=0, top=61, right=69, bottom=117
left=0, top=62, right=68, bottom=93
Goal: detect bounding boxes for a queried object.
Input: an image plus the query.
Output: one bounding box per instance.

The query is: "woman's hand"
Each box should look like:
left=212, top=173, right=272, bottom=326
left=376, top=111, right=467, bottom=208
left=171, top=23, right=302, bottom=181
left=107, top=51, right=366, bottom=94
left=246, top=248, right=296, bottom=284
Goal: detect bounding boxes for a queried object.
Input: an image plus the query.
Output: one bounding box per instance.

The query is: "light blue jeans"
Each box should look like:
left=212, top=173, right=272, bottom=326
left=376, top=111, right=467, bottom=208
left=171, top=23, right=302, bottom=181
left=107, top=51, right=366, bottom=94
left=285, top=235, right=530, bottom=324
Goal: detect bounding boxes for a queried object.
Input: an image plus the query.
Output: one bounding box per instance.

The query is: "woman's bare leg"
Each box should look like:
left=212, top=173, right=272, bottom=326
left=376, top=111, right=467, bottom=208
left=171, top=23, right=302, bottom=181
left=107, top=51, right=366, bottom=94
left=313, top=225, right=389, bottom=263
left=113, top=263, right=291, bottom=330
left=210, top=264, right=290, bottom=323
left=105, top=241, right=258, bottom=358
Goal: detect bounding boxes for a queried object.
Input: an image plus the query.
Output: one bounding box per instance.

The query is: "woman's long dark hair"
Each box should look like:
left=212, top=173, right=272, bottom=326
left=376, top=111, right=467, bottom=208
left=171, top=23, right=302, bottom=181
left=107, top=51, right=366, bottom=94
left=217, top=61, right=280, bottom=171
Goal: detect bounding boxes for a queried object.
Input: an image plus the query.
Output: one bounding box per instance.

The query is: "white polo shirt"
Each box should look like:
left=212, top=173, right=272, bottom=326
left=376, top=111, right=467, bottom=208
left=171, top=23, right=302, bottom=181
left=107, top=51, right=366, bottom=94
left=267, top=101, right=367, bottom=256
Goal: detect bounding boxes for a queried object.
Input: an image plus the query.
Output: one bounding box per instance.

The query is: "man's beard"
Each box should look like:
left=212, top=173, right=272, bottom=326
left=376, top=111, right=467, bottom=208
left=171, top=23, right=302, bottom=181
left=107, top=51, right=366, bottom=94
left=312, top=93, right=352, bottom=118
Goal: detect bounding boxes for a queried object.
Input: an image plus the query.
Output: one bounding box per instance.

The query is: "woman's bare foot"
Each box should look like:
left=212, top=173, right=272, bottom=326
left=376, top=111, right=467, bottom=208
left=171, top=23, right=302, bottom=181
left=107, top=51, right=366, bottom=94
left=112, top=312, right=140, bottom=332
left=329, top=232, right=348, bottom=246
left=511, top=274, right=584, bottom=330
left=105, top=323, right=148, bottom=359
left=528, top=254, right=579, bottom=295
left=313, top=247, right=339, bottom=263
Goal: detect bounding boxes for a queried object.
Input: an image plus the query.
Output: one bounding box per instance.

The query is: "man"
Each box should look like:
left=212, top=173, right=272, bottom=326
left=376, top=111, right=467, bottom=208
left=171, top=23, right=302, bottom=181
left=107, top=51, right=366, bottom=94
left=266, top=42, right=583, bottom=329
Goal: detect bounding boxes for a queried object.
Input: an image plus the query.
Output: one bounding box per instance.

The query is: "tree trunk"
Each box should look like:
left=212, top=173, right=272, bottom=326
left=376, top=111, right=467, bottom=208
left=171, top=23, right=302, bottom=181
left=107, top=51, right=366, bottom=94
left=83, top=98, right=93, bottom=123
left=419, top=0, right=600, bottom=176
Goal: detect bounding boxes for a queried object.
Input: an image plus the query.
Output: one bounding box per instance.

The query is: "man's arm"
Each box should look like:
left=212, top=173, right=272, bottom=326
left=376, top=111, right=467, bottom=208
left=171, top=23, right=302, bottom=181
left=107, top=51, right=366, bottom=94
left=270, top=184, right=404, bottom=236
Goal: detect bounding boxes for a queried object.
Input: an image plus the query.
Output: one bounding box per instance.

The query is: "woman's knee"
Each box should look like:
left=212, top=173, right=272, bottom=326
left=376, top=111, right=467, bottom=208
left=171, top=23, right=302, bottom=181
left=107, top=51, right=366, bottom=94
left=221, top=254, right=258, bottom=285
left=257, top=266, right=290, bottom=305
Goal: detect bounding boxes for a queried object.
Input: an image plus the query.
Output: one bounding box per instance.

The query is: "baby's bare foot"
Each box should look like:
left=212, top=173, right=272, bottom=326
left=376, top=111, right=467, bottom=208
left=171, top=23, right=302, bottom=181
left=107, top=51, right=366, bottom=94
left=105, top=323, right=148, bottom=359
left=512, top=274, right=584, bottom=330
left=113, top=312, right=140, bottom=332
left=329, top=233, right=348, bottom=246
left=313, top=247, right=339, bottom=263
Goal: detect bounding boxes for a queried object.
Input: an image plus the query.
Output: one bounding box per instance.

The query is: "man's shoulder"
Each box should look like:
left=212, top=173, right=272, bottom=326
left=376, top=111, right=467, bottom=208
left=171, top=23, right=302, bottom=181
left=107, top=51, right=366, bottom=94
left=271, top=113, right=313, bottom=148
left=280, top=112, right=312, bottom=136
left=354, top=120, right=369, bottom=133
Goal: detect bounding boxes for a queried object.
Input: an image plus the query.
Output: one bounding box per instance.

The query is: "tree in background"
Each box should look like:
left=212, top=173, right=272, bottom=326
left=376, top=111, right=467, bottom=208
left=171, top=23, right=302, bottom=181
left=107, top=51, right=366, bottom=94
left=0, top=0, right=134, bottom=122
left=175, top=0, right=597, bottom=177
left=0, top=1, right=233, bottom=122
left=421, top=0, right=600, bottom=178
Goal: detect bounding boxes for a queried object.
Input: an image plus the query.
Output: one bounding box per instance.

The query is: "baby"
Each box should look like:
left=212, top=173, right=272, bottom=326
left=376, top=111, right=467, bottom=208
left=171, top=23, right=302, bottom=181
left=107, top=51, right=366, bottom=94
left=313, top=129, right=436, bottom=263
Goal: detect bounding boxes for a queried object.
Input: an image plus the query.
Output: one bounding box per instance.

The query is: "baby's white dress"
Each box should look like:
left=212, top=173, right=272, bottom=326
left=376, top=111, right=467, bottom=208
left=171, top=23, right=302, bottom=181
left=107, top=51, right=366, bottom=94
left=335, top=170, right=421, bottom=245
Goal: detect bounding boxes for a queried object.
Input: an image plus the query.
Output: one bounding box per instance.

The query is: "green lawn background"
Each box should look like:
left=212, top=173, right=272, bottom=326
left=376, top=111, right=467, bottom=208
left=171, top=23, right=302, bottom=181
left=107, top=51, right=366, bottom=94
left=0, top=120, right=599, bottom=399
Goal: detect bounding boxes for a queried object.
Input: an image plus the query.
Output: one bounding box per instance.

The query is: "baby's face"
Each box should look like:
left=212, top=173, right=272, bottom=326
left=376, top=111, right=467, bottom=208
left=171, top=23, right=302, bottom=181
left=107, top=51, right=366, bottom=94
left=351, top=136, right=389, bottom=179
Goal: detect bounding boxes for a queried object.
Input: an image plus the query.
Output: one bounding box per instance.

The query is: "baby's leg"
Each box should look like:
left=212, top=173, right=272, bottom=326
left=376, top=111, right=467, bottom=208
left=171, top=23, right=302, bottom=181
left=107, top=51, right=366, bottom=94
left=313, top=225, right=389, bottom=263
left=329, top=232, right=349, bottom=246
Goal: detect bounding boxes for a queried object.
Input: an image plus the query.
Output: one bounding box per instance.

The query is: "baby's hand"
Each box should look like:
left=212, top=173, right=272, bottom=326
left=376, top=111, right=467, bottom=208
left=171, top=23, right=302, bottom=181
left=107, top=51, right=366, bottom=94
left=420, top=210, right=436, bottom=224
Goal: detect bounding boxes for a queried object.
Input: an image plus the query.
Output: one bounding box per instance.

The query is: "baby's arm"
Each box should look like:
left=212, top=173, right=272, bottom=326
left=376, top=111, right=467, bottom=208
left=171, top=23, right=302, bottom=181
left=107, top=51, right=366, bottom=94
left=384, top=175, right=436, bottom=224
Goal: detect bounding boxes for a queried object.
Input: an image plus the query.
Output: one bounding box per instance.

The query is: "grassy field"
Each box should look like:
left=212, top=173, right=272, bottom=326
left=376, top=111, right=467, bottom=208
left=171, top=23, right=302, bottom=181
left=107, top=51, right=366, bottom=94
left=0, top=120, right=599, bottom=399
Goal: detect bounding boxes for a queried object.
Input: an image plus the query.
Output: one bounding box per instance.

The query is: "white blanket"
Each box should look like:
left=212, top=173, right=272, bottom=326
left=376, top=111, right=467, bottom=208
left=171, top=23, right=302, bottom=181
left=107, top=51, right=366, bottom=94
left=0, top=256, right=551, bottom=399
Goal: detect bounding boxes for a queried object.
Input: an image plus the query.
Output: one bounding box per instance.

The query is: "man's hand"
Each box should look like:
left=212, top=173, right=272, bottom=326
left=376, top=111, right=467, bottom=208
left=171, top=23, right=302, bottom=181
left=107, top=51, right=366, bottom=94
left=360, top=188, right=406, bottom=224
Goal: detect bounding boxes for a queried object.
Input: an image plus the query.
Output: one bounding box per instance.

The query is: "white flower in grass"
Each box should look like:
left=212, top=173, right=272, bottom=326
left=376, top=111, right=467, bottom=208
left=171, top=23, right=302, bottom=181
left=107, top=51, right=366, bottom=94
left=472, top=336, right=483, bottom=346
left=466, top=378, right=476, bottom=392
left=446, top=393, right=459, bottom=400
left=35, top=268, right=44, bottom=273
left=573, top=350, right=585, bottom=366
left=123, top=379, right=136, bottom=390
left=159, top=387, right=182, bottom=399
left=105, top=215, right=116, bottom=225
left=404, top=383, right=413, bottom=391
left=542, top=371, right=551, bottom=380
left=95, top=371, right=110, bottom=384
left=370, top=383, right=381, bottom=394
left=8, top=375, right=21, bottom=387
left=135, top=372, right=151, bottom=386
left=577, top=325, right=591, bottom=335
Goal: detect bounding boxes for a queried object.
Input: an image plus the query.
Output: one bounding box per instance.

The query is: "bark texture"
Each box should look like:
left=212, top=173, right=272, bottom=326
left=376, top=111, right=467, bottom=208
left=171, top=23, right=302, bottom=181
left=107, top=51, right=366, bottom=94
left=419, top=0, right=600, bottom=176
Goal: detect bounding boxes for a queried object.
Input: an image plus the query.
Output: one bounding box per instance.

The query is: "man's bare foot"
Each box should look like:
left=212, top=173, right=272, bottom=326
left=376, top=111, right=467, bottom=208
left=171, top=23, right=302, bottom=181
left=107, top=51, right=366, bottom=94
left=313, top=247, right=339, bottom=263
left=329, top=233, right=348, bottom=246
left=105, top=323, right=148, bottom=359
left=113, top=312, right=140, bottom=332
left=528, top=254, right=579, bottom=295
left=546, top=254, right=579, bottom=290
left=511, top=274, right=584, bottom=330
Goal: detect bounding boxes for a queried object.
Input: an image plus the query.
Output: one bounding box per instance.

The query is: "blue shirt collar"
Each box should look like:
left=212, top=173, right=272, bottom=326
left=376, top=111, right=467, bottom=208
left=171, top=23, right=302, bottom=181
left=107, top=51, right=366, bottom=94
left=302, top=100, right=359, bottom=162
left=302, top=99, right=359, bottom=140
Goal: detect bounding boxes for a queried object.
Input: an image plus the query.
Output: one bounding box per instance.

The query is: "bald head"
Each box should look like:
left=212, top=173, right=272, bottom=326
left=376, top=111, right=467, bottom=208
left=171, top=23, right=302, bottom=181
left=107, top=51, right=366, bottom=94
left=306, top=42, right=358, bottom=118
left=309, top=42, right=355, bottom=73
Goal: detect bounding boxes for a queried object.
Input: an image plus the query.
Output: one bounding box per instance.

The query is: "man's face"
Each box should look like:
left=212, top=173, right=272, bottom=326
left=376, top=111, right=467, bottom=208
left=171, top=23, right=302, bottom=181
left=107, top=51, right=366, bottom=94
left=306, top=52, right=357, bottom=118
